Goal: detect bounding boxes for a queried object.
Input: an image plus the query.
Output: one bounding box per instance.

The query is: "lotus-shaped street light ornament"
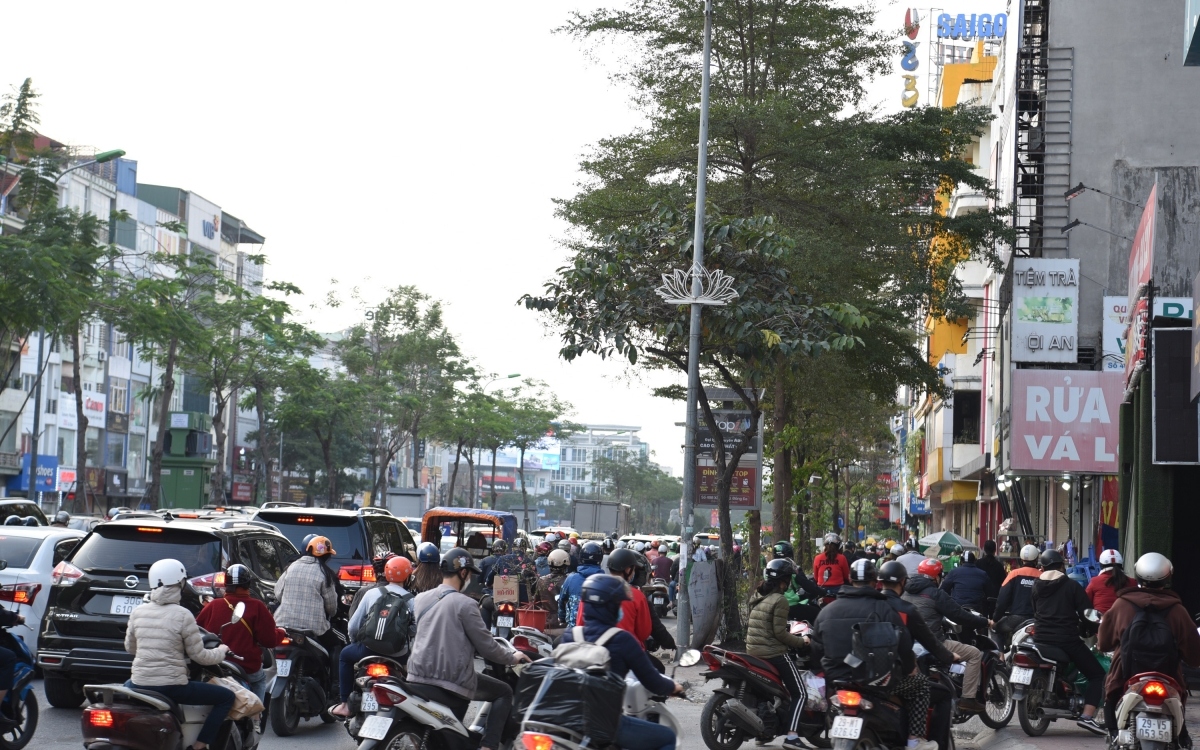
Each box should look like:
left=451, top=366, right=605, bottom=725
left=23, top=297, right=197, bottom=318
left=655, top=264, right=739, bottom=306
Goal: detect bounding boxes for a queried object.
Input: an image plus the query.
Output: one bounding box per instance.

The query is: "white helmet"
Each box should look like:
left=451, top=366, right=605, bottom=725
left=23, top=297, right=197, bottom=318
left=890, top=543, right=905, bottom=556
left=1019, top=544, right=1040, bottom=563
left=1099, top=549, right=1124, bottom=567
left=148, top=559, right=187, bottom=589
left=658, top=544, right=668, bottom=553
left=634, top=542, right=646, bottom=552
left=1134, top=552, right=1173, bottom=584
left=615, top=540, right=627, bottom=549
left=544, top=533, right=556, bottom=543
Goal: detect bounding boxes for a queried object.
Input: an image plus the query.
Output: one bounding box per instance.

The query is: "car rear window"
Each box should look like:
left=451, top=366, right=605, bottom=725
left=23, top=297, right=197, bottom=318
left=0, top=535, right=43, bottom=568
left=1, top=502, right=46, bottom=525
left=257, top=513, right=368, bottom=560
left=70, top=526, right=222, bottom=575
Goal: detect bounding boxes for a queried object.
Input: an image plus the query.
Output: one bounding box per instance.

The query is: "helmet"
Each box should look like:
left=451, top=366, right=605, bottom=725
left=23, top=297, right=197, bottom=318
left=547, top=549, right=571, bottom=568
left=670, top=542, right=679, bottom=553
left=544, top=533, right=556, bottom=543
left=773, top=541, right=795, bottom=560
left=384, top=556, right=413, bottom=584
left=302, top=533, right=319, bottom=549
left=602, top=539, right=615, bottom=552
left=1019, top=544, right=1040, bottom=562
left=961, top=550, right=978, bottom=564
left=917, top=558, right=944, bottom=578
left=148, top=559, right=188, bottom=589
left=764, top=558, right=796, bottom=582
left=1038, top=549, right=1065, bottom=570
left=615, top=540, right=628, bottom=549
left=569, top=538, right=579, bottom=546
left=372, top=551, right=397, bottom=576
left=581, top=574, right=629, bottom=608
left=569, top=532, right=579, bottom=540
left=890, top=543, right=905, bottom=556
left=417, top=542, right=440, bottom=564
left=607, top=548, right=639, bottom=574
left=557, top=540, right=572, bottom=551
left=536, top=542, right=553, bottom=556
left=306, top=536, right=336, bottom=556
left=54, top=511, right=71, bottom=525
left=611, top=532, right=620, bottom=540
left=1099, top=549, right=1124, bottom=567
left=1134, top=552, right=1173, bottom=584
left=878, top=561, right=908, bottom=584
left=823, top=533, right=842, bottom=547
left=579, top=541, right=604, bottom=565
left=440, top=547, right=483, bottom=576
left=953, top=545, right=963, bottom=554
left=491, top=539, right=508, bottom=554
left=848, top=558, right=877, bottom=583
left=634, top=542, right=646, bottom=553
left=22, top=516, right=37, bottom=526
left=225, top=563, right=255, bottom=588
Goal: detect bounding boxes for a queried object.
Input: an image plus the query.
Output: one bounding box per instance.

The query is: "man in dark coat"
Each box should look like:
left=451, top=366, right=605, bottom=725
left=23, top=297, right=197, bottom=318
left=940, top=551, right=995, bottom=611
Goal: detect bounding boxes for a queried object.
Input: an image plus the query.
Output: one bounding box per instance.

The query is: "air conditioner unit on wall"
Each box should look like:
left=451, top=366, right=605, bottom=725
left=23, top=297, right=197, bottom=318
left=96, top=350, right=108, bottom=362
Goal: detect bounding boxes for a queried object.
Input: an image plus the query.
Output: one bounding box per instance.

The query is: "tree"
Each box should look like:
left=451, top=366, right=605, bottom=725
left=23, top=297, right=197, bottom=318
left=505, top=381, right=573, bottom=531
left=276, top=363, right=366, bottom=507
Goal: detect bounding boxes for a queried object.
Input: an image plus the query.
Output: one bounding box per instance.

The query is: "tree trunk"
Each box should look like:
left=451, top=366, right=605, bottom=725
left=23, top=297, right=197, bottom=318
left=319, top=430, right=335, bottom=508
left=465, top=448, right=477, bottom=508
left=210, top=395, right=228, bottom=505
left=747, top=508, right=762, bottom=595
left=772, top=364, right=792, bottom=546
left=252, top=381, right=272, bottom=501
left=411, top=417, right=422, bottom=488
left=146, top=336, right=178, bottom=510
left=447, top=438, right=465, bottom=506
left=71, top=322, right=91, bottom=514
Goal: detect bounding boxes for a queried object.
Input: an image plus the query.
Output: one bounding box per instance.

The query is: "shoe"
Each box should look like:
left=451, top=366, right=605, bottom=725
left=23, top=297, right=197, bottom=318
left=958, top=697, right=987, bottom=713
left=1077, top=716, right=1107, bottom=736
left=908, top=741, right=939, bottom=750
left=781, top=738, right=805, bottom=750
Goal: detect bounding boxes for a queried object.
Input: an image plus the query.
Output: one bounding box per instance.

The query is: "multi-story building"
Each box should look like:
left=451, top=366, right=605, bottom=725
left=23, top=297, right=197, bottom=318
left=550, top=424, right=650, bottom=501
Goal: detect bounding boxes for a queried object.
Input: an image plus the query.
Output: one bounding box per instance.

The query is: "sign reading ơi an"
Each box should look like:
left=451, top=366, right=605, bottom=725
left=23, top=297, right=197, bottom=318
left=1011, top=258, right=1080, bottom=363
left=1010, top=370, right=1122, bottom=473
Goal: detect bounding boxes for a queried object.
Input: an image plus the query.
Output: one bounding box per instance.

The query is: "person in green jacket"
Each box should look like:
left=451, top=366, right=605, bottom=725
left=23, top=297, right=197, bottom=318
left=747, top=558, right=812, bottom=750
left=943, top=545, right=963, bottom=572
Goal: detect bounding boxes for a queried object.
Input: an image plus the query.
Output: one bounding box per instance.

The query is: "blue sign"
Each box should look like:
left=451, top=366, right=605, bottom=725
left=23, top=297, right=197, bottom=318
left=936, top=13, right=1007, bottom=40
left=909, top=493, right=930, bottom=515
left=6, top=454, right=59, bottom=493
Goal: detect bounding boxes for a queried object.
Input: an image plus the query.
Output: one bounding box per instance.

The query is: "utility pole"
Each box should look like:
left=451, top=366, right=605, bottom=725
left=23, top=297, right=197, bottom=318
left=29, top=331, right=46, bottom=507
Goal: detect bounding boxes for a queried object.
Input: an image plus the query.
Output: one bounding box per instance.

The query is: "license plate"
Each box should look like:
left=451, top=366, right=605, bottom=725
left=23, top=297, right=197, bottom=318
left=359, top=715, right=393, bottom=740
left=276, top=659, right=291, bottom=677
left=360, top=692, right=378, bottom=712
left=1010, top=667, right=1033, bottom=685
left=653, top=597, right=665, bottom=604
left=830, top=716, right=863, bottom=739
left=110, top=595, right=144, bottom=615
left=1136, top=717, right=1172, bottom=742
left=496, top=616, right=514, bottom=628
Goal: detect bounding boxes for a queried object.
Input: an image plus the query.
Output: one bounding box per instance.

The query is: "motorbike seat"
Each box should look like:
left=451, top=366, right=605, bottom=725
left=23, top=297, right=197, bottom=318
left=735, top=653, right=780, bottom=677
left=128, top=688, right=185, bottom=723
left=1031, top=642, right=1072, bottom=664
left=404, top=681, right=447, bottom=703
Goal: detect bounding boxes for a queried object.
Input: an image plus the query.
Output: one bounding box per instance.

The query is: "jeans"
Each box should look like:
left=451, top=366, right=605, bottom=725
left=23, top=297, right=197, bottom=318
left=338, top=642, right=376, bottom=702
left=668, top=581, right=677, bottom=603
left=1038, top=638, right=1105, bottom=707
left=766, top=654, right=806, bottom=733
left=471, top=673, right=513, bottom=749
left=131, top=681, right=235, bottom=746
left=615, top=714, right=677, bottom=750
left=242, top=668, right=268, bottom=702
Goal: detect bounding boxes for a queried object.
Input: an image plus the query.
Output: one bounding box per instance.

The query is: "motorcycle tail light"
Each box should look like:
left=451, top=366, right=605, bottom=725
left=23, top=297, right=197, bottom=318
left=497, top=602, right=516, bottom=614
left=366, top=663, right=390, bottom=678
left=51, top=560, right=84, bottom=585
left=371, top=684, right=406, bottom=708
left=522, top=733, right=556, bottom=750
left=1141, top=680, right=1169, bottom=706
left=836, top=690, right=862, bottom=708
left=0, top=582, right=41, bottom=606
left=279, top=637, right=291, bottom=645
left=87, top=709, right=114, bottom=727
left=512, top=635, right=533, bottom=652
left=1014, top=653, right=1039, bottom=668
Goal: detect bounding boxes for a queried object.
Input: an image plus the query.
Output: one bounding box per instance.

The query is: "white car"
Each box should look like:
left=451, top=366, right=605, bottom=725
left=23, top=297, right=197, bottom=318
left=0, top=525, right=86, bottom=654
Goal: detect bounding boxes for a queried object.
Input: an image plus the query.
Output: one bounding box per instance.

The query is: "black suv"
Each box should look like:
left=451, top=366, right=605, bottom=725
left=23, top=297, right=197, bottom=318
left=37, top=515, right=299, bottom=708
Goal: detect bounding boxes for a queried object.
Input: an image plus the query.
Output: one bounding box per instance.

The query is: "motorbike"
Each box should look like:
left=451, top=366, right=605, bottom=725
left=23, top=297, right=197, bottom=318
left=939, top=614, right=1015, bottom=729
left=698, top=623, right=830, bottom=750
left=0, top=564, right=38, bottom=750
left=268, top=625, right=338, bottom=735
left=825, top=668, right=956, bottom=750
left=1008, top=609, right=1107, bottom=736
left=342, top=654, right=406, bottom=741
left=493, top=599, right=518, bottom=639
left=1109, top=672, right=1186, bottom=750
left=509, top=627, right=554, bottom=660
left=644, top=579, right=671, bottom=619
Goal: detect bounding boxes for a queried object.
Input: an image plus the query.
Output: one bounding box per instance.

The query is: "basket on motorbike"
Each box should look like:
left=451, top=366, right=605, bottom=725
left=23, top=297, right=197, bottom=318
left=515, top=659, right=625, bottom=745
left=517, top=606, right=547, bottom=632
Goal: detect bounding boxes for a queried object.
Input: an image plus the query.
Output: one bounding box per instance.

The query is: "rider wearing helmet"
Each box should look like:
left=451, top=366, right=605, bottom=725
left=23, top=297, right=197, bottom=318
left=126, top=560, right=234, bottom=750
left=274, top=535, right=340, bottom=657
left=1030, top=549, right=1105, bottom=735
left=562, top=575, right=684, bottom=750
left=535, top=541, right=554, bottom=577
left=993, top=543, right=1043, bottom=646
left=558, top=542, right=605, bottom=631
left=536, top=549, right=573, bottom=633
left=602, top=548, right=678, bottom=660
left=51, top=511, right=70, bottom=528
left=895, top=543, right=928, bottom=578
left=945, top=544, right=964, bottom=572
left=773, top=539, right=824, bottom=622
left=406, top=549, right=531, bottom=750
left=903, top=557, right=991, bottom=713
left=196, top=564, right=282, bottom=701
left=939, top=550, right=994, bottom=611
left=1085, top=549, right=1134, bottom=614
left=479, top=538, right=509, bottom=594
left=748, top=559, right=813, bottom=750
left=412, top=542, right=443, bottom=593
left=1098, top=553, right=1200, bottom=743
left=813, top=533, right=851, bottom=593
left=348, top=552, right=396, bottom=617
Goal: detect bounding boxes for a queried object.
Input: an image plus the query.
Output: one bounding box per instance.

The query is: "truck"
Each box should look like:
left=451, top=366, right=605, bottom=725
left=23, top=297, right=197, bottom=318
left=382, top=487, right=427, bottom=518
left=572, top=500, right=631, bottom=536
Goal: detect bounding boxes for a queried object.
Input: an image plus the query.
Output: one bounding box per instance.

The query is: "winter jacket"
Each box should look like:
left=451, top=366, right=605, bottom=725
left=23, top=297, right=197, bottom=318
left=785, top=570, right=824, bottom=607
left=902, top=575, right=988, bottom=641
left=535, top=555, right=550, bottom=578
left=1098, top=587, right=1200, bottom=698
left=896, top=552, right=929, bottom=578
left=535, top=572, right=568, bottom=629
left=747, top=590, right=807, bottom=659
left=564, top=600, right=676, bottom=697
left=273, top=556, right=337, bottom=635
left=645, top=591, right=676, bottom=652
left=1003, top=564, right=1041, bottom=586
left=1085, top=570, right=1135, bottom=614
left=812, top=585, right=914, bottom=684
left=813, top=552, right=852, bottom=588
left=579, top=584, right=653, bottom=645
left=651, top=554, right=673, bottom=581
left=994, top=566, right=1040, bottom=619
left=195, top=591, right=280, bottom=672
left=940, top=562, right=993, bottom=610
left=0, top=608, right=19, bottom=627
left=882, top=589, right=954, bottom=667
left=1030, top=570, right=1090, bottom=644
left=558, top=563, right=603, bottom=628
left=977, top=554, right=1006, bottom=594
left=347, top=583, right=416, bottom=655
left=125, top=585, right=227, bottom=686
left=407, top=584, right=521, bottom=699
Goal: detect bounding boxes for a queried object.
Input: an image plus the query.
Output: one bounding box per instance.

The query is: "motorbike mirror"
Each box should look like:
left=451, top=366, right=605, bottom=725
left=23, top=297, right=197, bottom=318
left=1083, top=608, right=1101, bottom=623
left=679, top=650, right=701, bottom=668
left=231, top=601, right=245, bottom=624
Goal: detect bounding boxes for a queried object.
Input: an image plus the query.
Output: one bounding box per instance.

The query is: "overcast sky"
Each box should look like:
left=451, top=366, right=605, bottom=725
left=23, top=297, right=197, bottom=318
left=12, top=0, right=996, bottom=474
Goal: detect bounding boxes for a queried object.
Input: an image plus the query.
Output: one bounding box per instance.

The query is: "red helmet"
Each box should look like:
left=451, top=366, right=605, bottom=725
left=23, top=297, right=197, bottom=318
left=917, top=558, right=944, bottom=578
left=384, top=556, right=413, bottom=584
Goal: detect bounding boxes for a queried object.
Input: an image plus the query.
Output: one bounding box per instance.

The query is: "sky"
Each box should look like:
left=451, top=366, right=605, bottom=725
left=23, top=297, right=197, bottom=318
left=10, top=0, right=998, bottom=475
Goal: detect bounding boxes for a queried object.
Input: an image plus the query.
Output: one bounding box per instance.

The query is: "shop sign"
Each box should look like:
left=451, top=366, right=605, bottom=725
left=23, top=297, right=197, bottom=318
left=698, top=410, right=760, bottom=455
left=936, top=13, right=1008, bottom=39
left=58, top=467, right=77, bottom=490
left=106, top=411, right=129, bottom=434
left=186, top=193, right=222, bottom=252
left=1128, top=183, right=1158, bottom=304
left=1011, top=370, right=1122, bottom=473
left=900, top=8, right=921, bottom=108
left=83, top=392, right=107, bottom=422
left=695, top=464, right=759, bottom=509
left=84, top=467, right=106, bottom=493
left=59, top=398, right=77, bottom=430
left=6, top=454, right=59, bottom=493
left=1012, top=258, right=1080, bottom=363
left=1103, top=296, right=1191, bottom=372
left=231, top=482, right=253, bottom=503
left=106, top=470, right=127, bottom=496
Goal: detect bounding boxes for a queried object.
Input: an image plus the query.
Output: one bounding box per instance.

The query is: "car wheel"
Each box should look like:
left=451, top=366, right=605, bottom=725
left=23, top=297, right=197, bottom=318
left=42, top=676, right=83, bottom=709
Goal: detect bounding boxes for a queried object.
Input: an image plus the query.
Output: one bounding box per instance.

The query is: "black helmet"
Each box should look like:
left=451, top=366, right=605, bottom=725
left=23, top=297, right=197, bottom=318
left=53, top=511, right=71, bottom=525
left=417, top=542, right=440, bottom=564
left=225, top=563, right=255, bottom=588
left=580, top=541, right=604, bottom=565
left=491, top=538, right=509, bottom=554
left=607, top=547, right=639, bottom=574
left=772, top=541, right=794, bottom=560
left=1038, top=549, right=1065, bottom=570
left=961, top=550, right=978, bottom=564
left=372, top=551, right=397, bottom=576
left=764, top=558, right=796, bottom=582
left=440, top=547, right=482, bottom=576
left=848, top=558, right=877, bottom=583
left=581, top=574, right=630, bottom=608
left=602, top=538, right=615, bottom=553
left=610, top=532, right=620, bottom=540
left=878, top=561, right=908, bottom=584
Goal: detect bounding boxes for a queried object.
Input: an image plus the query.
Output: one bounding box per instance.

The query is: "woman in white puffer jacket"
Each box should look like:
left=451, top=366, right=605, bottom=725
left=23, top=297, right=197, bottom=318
left=124, top=559, right=235, bottom=750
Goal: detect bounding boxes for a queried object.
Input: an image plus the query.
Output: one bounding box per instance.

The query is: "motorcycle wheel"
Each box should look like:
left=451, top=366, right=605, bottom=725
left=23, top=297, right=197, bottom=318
left=699, top=692, right=747, bottom=750
left=1016, top=677, right=1050, bottom=737
left=0, top=691, right=38, bottom=750
left=980, top=666, right=1015, bottom=729
left=269, top=680, right=301, bottom=737
left=380, top=721, right=426, bottom=750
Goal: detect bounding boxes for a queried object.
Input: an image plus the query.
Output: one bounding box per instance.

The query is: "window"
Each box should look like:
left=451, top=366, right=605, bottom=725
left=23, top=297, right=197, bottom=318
left=110, top=378, right=129, bottom=414
left=106, top=432, right=125, bottom=467
left=242, top=537, right=284, bottom=581
left=22, top=374, right=35, bottom=392
left=169, top=383, right=182, bottom=412
left=53, top=538, right=80, bottom=566
left=45, top=397, right=56, bottom=414
left=58, top=429, right=76, bottom=466
left=132, top=394, right=147, bottom=428
left=128, top=435, right=145, bottom=482
left=275, top=539, right=299, bottom=569
left=367, top=519, right=405, bottom=558
left=952, top=390, right=982, bottom=445
left=0, top=412, right=16, bottom=453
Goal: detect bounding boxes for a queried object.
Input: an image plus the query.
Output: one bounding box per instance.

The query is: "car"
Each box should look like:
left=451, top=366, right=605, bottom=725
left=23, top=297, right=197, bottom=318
left=0, top=525, right=86, bottom=654
left=0, top=499, right=48, bottom=526
left=66, top=515, right=106, bottom=533
left=254, top=506, right=418, bottom=594
left=397, top=516, right=423, bottom=543
left=37, top=515, right=299, bottom=708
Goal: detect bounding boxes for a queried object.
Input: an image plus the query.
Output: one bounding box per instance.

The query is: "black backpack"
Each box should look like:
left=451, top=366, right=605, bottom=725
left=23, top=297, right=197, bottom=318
left=358, top=588, right=415, bottom=656
left=846, top=609, right=902, bottom=688
left=1121, top=604, right=1179, bottom=680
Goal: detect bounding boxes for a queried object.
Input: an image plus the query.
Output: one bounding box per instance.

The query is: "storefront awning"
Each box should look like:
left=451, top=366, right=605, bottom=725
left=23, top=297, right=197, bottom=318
left=942, top=480, right=980, bottom=504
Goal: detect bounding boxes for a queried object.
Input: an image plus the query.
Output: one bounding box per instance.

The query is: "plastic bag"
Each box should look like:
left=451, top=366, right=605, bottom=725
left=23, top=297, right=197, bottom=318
left=515, top=659, right=624, bottom=744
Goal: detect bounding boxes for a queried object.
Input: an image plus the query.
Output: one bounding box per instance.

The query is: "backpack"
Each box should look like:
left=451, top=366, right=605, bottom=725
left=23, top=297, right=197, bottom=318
left=358, top=588, right=415, bottom=656
left=1121, top=604, right=1179, bottom=680
left=846, top=610, right=901, bottom=687
left=551, top=626, right=623, bottom=671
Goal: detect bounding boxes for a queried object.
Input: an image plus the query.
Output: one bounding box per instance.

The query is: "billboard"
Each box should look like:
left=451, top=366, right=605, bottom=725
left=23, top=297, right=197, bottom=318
left=1010, top=370, right=1122, bottom=474
left=1011, top=259, right=1080, bottom=363
left=1127, top=184, right=1158, bottom=305
left=1103, top=296, right=1192, bottom=372
left=1187, top=0, right=1200, bottom=66
left=695, top=465, right=758, bottom=508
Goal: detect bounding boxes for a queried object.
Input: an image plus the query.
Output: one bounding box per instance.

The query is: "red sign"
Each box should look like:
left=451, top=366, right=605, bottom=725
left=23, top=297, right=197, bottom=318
left=1127, top=184, right=1158, bottom=304
left=1125, top=297, right=1150, bottom=391
left=1011, top=370, right=1122, bottom=473
left=1100, top=476, right=1120, bottom=528
left=231, top=482, right=253, bottom=504
left=696, top=465, right=758, bottom=508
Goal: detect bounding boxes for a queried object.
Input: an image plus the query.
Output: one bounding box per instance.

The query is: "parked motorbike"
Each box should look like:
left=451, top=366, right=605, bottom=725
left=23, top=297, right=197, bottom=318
left=1109, top=672, right=1186, bottom=750
left=269, top=625, right=337, bottom=736
left=940, top=614, right=1014, bottom=729
left=1008, top=610, right=1107, bottom=736
left=0, top=560, right=38, bottom=750
left=644, top=579, right=671, bottom=619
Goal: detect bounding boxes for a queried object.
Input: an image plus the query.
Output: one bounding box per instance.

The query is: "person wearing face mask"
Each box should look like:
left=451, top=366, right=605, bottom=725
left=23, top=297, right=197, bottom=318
left=406, top=548, right=530, bottom=750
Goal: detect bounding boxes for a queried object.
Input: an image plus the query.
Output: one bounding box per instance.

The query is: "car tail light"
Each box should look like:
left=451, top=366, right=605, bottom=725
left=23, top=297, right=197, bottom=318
left=1014, top=653, right=1040, bottom=668
left=1141, top=680, right=1169, bottom=706
left=371, top=684, right=406, bottom=707
left=188, top=571, right=226, bottom=598
left=0, top=582, right=41, bottom=606
left=51, top=561, right=84, bottom=585
left=338, top=565, right=375, bottom=587
left=87, top=709, right=114, bottom=727
left=366, top=663, right=389, bottom=678
left=521, top=733, right=556, bottom=750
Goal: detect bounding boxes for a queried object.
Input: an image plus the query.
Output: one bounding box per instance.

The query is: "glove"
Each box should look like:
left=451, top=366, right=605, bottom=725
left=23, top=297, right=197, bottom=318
left=645, top=637, right=659, bottom=652
left=275, top=627, right=287, bottom=641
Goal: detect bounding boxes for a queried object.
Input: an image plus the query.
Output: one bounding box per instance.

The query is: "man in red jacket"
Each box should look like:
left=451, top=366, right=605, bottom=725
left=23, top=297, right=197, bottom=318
left=583, top=548, right=652, bottom=645
left=196, top=564, right=283, bottom=701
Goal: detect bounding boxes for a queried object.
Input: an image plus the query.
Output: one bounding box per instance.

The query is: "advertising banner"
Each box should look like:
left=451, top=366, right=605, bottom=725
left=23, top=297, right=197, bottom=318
left=186, top=192, right=223, bottom=253
left=698, top=410, right=761, bottom=455
left=695, top=464, right=759, bottom=508
left=1128, top=184, right=1158, bottom=305
left=1011, top=259, right=1080, bottom=363
left=1011, top=370, right=1122, bottom=473
left=83, top=392, right=107, bottom=422
left=59, top=399, right=78, bottom=430
left=6, top=454, right=59, bottom=493
left=1125, top=298, right=1151, bottom=394
left=231, top=482, right=253, bottom=503
left=1104, top=296, right=1192, bottom=372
